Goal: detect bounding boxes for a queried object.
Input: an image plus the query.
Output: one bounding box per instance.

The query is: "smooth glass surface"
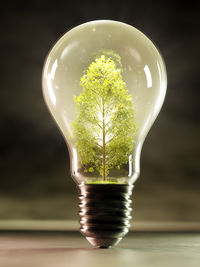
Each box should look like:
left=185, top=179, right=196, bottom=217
left=42, top=20, right=167, bottom=184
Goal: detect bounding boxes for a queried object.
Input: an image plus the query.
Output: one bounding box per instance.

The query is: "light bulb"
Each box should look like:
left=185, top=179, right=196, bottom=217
left=42, top=20, right=167, bottom=248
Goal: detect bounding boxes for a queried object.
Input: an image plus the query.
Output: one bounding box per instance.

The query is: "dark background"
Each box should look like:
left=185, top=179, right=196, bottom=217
left=0, top=0, right=199, bottom=222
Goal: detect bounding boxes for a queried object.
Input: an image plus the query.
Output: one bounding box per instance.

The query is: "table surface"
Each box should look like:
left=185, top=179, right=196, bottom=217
left=0, top=231, right=199, bottom=267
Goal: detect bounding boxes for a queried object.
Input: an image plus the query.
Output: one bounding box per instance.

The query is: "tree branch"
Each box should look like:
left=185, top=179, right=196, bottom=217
left=105, top=134, right=117, bottom=145
left=96, top=143, right=103, bottom=148
left=97, top=123, right=103, bottom=129
left=105, top=125, right=113, bottom=135
left=105, top=120, right=111, bottom=127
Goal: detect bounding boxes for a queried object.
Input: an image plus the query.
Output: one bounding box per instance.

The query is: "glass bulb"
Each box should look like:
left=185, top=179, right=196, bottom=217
left=42, top=20, right=167, bottom=248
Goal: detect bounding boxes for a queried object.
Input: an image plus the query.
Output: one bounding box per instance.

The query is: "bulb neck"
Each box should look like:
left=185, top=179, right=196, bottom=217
left=77, top=183, right=133, bottom=248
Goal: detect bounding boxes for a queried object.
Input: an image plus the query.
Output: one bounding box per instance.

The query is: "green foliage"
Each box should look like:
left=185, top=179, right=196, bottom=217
left=85, top=181, right=125, bottom=184
left=92, top=49, right=122, bottom=70
left=72, top=54, right=136, bottom=180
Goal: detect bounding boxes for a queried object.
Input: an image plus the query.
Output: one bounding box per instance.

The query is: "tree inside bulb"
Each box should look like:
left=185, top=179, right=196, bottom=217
left=72, top=52, right=137, bottom=183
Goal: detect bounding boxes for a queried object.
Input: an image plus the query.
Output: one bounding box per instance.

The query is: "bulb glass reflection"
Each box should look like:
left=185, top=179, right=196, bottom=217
left=42, top=20, right=167, bottom=185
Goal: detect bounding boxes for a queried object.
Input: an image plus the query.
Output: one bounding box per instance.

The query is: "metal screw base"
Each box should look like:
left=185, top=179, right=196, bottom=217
left=77, top=183, right=133, bottom=248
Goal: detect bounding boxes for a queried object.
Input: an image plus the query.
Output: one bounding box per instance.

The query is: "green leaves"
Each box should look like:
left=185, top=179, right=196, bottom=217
left=72, top=53, right=137, bottom=179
